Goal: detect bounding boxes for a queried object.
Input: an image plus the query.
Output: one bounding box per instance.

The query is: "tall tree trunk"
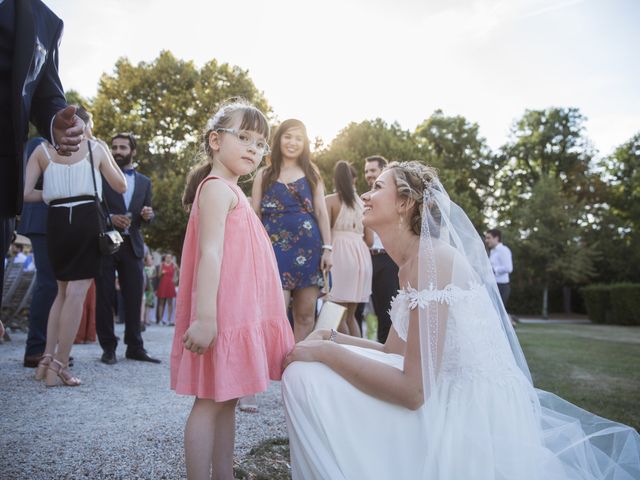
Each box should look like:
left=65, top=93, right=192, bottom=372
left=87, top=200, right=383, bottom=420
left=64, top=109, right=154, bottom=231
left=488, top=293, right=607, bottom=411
left=563, top=286, right=572, bottom=314
left=542, top=285, right=549, bottom=319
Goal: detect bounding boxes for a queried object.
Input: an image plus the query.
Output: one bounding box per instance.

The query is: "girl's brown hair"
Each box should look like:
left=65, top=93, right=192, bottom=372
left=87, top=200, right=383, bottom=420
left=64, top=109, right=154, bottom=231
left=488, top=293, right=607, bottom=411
left=182, top=98, right=269, bottom=209
left=261, top=119, right=320, bottom=194
left=333, top=160, right=357, bottom=209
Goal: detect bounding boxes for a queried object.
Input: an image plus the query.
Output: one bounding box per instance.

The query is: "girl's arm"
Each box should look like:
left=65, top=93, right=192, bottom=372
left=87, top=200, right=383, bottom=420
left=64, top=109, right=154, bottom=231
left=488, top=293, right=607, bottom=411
left=312, top=179, right=332, bottom=271
left=182, top=180, right=237, bottom=354
left=95, top=141, right=127, bottom=193
left=285, top=305, right=424, bottom=410
left=23, top=145, right=45, bottom=203
left=250, top=167, right=265, bottom=216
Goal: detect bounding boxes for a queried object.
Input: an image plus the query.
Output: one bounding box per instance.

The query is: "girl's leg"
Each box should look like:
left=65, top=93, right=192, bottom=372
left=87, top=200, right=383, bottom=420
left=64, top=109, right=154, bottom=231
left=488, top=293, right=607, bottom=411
left=291, top=286, right=319, bottom=342
left=156, top=298, right=166, bottom=324
left=167, top=298, right=174, bottom=325
left=185, top=397, right=238, bottom=480
left=53, top=279, right=92, bottom=365
left=336, top=301, right=350, bottom=335
left=211, top=398, right=239, bottom=480
left=344, top=303, right=361, bottom=338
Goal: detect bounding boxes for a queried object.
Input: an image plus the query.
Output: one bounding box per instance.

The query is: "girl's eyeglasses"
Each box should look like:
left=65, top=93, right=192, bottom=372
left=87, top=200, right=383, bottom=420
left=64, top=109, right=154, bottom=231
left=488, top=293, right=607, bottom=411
left=215, top=128, right=270, bottom=156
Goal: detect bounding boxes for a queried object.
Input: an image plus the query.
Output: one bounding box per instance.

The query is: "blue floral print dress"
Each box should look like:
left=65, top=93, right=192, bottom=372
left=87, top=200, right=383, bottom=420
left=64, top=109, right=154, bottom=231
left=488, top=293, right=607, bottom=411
left=261, top=177, right=323, bottom=290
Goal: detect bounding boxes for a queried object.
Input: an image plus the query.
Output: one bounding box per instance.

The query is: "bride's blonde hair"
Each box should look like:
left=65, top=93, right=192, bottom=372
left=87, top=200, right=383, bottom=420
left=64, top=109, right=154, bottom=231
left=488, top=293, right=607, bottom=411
left=386, top=161, right=439, bottom=236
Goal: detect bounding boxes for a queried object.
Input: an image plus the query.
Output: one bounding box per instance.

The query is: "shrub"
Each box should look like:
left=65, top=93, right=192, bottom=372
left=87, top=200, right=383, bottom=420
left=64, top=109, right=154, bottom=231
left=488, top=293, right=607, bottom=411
left=609, top=284, right=640, bottom=326
left=582, top=283, right=640, bottom=325
left=582, top=285, right=611, bottom=324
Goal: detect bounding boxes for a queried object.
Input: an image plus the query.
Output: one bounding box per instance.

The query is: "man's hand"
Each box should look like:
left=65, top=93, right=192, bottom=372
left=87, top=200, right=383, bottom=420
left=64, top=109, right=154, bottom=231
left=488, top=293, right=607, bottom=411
left=183, top=320, right=217, bottom=355
left=52, top=105, right=84, bottom=155
left=141, top=206, right=154, bottom=221
left=110, top=214, right=131, bottom=230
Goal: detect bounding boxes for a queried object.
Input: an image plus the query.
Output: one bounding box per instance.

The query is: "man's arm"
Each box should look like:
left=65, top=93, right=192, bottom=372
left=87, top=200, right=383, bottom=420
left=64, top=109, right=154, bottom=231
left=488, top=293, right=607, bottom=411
left=30, top=19, right=83, bottom=155
left=140, top=179, right=154, bottom=225
left=493, top=246, right=513, bottom=276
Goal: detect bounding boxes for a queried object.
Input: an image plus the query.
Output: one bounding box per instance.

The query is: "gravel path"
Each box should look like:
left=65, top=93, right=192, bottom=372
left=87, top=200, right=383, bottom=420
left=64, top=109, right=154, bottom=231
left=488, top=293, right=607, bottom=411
left=0, top=324, right=289, bottom=479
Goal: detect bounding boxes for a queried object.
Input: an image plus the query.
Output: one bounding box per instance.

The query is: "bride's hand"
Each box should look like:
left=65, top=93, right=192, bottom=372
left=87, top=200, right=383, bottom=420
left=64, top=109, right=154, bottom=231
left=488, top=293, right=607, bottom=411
left=305, top=329, right=329, bottom=341
left=283, top=340, right=331, bottom=369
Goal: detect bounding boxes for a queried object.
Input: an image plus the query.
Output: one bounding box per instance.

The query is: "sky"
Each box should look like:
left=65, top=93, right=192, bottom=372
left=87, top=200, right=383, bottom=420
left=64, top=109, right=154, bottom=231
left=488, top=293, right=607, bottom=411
left=47, top=0, right=639, bottom=156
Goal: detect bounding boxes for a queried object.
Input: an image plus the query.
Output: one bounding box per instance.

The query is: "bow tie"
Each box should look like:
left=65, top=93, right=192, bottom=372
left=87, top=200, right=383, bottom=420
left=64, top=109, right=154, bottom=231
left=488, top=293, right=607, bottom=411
left=123, top=169, right=135, bottom=176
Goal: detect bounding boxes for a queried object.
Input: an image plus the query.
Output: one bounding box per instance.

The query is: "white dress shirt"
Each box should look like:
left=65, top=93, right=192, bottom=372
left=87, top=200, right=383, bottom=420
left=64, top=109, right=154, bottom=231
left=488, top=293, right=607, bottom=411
left=371, top=231, right=384, bottom=250
left=489, top=243, right=513, bottom=283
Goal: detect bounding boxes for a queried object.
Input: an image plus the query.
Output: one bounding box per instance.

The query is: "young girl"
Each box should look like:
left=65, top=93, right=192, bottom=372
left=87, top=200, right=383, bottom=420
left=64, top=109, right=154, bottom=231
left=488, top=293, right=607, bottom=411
left=170, top=99, right=295, bottom=480
left=251, top=119, right=333, bottom=342
left=155, top=253, right=177, bottom=325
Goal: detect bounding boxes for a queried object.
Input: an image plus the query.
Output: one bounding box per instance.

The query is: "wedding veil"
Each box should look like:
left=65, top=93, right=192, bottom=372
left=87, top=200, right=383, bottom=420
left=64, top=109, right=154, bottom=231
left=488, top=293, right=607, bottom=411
left=399, top=161, right=640, bottom=479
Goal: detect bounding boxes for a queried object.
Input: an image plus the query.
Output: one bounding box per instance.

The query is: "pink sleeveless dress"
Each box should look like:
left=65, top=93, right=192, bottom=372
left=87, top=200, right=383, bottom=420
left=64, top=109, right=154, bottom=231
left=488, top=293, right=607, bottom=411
left=170, top=176, right=295, bottom=401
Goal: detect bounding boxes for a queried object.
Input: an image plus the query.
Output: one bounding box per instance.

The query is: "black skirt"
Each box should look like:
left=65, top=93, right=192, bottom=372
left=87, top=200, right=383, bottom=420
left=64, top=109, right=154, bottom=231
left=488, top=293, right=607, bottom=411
left=47, top=202, right=102, bottom=281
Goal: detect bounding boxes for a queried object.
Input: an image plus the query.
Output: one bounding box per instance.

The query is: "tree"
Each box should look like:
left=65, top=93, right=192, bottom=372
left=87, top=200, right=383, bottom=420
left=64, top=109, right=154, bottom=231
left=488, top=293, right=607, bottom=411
left=91, top=50, right=271, bottom=254
left=414, top=110, right=494, bottom=230
left=512, top=177, right=598, bottom=317
left=585, top=132, right=640, bottom=283
left=314, top=119, right=420, bottom=193
left=495, top=107, right=597, bottom=221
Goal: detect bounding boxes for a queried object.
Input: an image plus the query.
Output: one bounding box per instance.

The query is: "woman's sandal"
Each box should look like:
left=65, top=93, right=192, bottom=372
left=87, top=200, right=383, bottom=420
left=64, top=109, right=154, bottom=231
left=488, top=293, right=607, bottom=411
left=45, top=359, right=81, bottom=387
left=34, top=354, right=53, bottom=381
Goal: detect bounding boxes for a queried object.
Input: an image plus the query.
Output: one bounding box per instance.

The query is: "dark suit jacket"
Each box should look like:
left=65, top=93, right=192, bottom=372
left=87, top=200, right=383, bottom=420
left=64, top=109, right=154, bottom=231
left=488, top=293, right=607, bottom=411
left=101, top=172, right=153, bottom=259
left=3, top=0, right=66, bottom=217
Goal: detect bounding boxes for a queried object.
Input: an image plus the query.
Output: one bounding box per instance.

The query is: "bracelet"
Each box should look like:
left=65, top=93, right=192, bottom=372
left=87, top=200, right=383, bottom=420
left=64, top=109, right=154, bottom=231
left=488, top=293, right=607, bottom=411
left=322, top=244, right=333, bottom=251
left=328, top=328, right=337, bottom=342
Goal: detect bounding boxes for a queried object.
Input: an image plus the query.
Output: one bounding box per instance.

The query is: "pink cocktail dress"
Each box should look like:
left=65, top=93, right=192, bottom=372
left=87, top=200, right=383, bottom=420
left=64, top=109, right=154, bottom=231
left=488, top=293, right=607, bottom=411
left=171, top=176, right=295, bottom=401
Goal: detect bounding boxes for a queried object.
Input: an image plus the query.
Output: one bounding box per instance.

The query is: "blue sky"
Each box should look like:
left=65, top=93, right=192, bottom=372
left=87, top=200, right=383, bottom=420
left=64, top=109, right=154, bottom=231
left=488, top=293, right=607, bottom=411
left=47, top=0, right=639, bottom=155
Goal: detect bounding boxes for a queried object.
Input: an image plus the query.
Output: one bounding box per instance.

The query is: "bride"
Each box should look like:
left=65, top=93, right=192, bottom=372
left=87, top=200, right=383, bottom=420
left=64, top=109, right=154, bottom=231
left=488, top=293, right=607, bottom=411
left=281, top=161, right=640, bottom=479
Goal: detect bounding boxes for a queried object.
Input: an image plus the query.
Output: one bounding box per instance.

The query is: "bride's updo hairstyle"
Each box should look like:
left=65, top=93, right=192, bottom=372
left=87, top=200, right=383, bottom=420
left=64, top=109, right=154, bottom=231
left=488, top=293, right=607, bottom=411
left=182, top=97, right=269, bottom=209
left=386, top=161, right=440, bottom=236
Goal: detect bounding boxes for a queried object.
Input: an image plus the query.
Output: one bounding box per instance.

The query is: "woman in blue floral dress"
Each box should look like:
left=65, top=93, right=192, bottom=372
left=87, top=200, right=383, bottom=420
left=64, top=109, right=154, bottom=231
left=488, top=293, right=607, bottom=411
left=252, top=119, right=332, bottom=342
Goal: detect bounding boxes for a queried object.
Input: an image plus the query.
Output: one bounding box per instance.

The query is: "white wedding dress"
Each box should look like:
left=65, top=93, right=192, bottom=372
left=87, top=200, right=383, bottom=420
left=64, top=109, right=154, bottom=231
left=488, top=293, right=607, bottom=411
left=283, top=171, right=639, bottom=480
left=282, top=282, right=640, bottom=479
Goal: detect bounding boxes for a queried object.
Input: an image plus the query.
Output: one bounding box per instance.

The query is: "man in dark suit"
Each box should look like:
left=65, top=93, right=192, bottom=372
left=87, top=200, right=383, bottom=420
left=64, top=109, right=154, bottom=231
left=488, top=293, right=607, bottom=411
left=1, top=0, right=84, bottom=308
left=95, top=132, right=160, bottom=364
left=17, top=137, right=58, bottom=367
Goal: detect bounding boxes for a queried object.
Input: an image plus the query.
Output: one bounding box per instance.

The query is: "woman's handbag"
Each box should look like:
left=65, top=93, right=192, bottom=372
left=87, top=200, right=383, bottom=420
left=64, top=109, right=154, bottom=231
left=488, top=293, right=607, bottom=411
left=87, top=141, right=123, bottom=255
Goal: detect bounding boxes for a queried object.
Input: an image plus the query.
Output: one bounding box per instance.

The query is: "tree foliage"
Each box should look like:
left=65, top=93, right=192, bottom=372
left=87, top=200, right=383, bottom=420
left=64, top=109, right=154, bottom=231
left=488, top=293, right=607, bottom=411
left=414, top=110, right=494, bottom=229
left=90, top=50, right=270, bottom=254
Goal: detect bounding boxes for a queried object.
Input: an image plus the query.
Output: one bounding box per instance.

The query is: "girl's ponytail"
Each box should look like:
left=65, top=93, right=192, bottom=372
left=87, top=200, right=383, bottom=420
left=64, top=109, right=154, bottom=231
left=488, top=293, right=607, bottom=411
left=182, top=158, right=213, bottom=209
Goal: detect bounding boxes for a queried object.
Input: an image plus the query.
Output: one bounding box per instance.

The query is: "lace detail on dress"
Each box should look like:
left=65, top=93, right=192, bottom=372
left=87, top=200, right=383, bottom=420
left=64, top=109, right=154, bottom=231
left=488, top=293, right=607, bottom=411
left=388, top=283, right=483, bottom=341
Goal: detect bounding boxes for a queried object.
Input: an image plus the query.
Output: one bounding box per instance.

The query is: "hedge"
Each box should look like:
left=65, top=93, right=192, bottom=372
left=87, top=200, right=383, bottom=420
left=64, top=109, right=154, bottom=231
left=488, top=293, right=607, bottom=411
left=582, top=283, right=640, bottom=325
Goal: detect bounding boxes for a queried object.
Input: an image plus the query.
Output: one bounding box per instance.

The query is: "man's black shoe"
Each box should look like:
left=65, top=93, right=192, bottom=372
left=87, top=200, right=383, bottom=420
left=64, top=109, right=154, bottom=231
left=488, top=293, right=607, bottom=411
left=125, top=350, right=160, bottom=364
left=101, top=351, right=117, bottom=365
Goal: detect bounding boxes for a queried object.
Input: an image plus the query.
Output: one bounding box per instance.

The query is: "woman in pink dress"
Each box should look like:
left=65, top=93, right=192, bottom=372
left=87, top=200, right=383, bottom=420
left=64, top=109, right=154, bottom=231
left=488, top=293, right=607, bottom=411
left=155, top=254, right=177, bottom=325
left=170, top=99, right=294, bottom=480
left=325, top=161, right=373, bottom=337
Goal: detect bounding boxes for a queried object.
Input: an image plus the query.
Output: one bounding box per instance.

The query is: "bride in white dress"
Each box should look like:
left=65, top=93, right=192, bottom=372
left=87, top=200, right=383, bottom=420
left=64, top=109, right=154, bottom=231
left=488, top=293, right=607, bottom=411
left=281, top=161, right=640, bottom=480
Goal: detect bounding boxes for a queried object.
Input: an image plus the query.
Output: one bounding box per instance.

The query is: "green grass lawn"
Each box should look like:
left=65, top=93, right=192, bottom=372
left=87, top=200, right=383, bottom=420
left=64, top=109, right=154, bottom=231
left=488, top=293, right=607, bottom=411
left=516, top=323, right=640, bottom=431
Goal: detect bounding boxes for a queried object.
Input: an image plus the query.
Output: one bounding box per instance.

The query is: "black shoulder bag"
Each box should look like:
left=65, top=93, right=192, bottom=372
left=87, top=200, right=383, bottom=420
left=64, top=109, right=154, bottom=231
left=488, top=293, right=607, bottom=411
left=87, top=140, right=123, bottom=255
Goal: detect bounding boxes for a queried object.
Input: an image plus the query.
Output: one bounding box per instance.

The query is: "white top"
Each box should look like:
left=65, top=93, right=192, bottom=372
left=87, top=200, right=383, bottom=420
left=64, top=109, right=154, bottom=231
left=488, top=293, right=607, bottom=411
left=41, top=142, right=102, bottom=207
left=371, top=231, right=384, bottom=250
left=489, top=243, right=513, bottom=283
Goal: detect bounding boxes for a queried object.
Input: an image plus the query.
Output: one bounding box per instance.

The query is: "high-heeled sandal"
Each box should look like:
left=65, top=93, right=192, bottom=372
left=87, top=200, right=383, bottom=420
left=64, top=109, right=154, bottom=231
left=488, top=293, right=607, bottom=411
left=45, top=359, right=81, bottom=387
left=34, top=354, right=53, bottom=381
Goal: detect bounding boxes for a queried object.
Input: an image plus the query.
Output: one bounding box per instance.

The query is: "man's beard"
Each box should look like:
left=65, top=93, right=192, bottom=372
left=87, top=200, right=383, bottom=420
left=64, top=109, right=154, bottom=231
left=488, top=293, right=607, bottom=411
left=114, top=153, right=132, bottom=168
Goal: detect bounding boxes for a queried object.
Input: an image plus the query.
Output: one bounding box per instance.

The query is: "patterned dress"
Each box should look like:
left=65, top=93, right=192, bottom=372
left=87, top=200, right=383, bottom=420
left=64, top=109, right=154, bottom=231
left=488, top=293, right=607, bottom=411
left=261, top=177, right=323, bottom=290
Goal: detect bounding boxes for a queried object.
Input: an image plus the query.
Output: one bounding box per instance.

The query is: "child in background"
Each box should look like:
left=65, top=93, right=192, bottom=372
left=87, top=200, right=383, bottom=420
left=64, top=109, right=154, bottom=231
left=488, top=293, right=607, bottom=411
left=170, top=99, right=295, bottom=479
left=142, top=253, right=156, bottom=327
